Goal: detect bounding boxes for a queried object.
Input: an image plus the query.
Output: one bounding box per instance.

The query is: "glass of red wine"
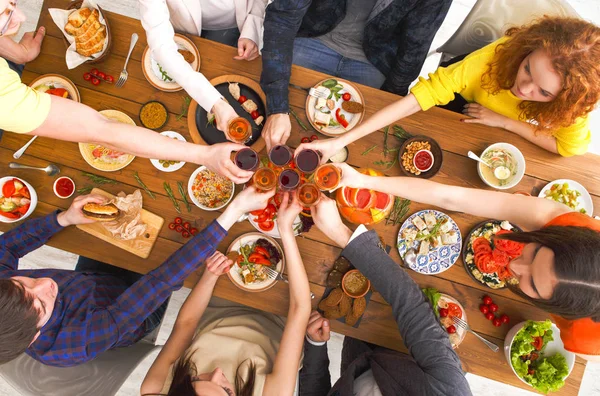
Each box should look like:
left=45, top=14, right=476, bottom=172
left=268, top=145, right=293, bottom=167
left=295, top=149, right=320, bottom=174
left=234, top=148, right=259, bottom=171
left=278, top=168, right=301, bottom=192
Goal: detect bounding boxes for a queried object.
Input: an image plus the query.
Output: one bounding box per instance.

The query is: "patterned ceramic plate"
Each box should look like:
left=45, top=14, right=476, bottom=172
left=397, top=209, right=462, bottom=275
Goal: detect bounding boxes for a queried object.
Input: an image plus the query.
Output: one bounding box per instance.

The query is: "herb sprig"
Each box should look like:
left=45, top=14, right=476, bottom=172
left=82, top=172, right=117, bottom=185
left=177, top=96, right=191, bottom=120
left=386, top=198, right=411, bottom=226
left=163, top=182, right=181, bottom=213
left=177, top=181, right=192, bottom=212
left=133, top=172, right=156, bottom=200
left=289, top=108, right=308, bottom=131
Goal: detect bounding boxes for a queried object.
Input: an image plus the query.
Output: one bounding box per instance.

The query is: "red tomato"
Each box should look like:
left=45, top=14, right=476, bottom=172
left=527, top=369, right=536, bottom=376
left=2, top=180, right=15, bottom=197
left=273, top=193, right=283, bottom=208
left=238, top=95, right=247, bottom=104
left=254, top=246, right=270, bottom=259
left=190, top=227, right=198, bottom=235
left=310, top=135, right=318, bottom=141
left=446, top=325, right=456, bottom=334
left=90, top=68, right=99, bottom=76
left=97, top=71, right=106, bottom=80
left=183, top=222, right=191, bottom=230
left=472, top=237, right=491, bottom=252
left=342, top=92, right=351, bottom=101
left=259, top=220, right=274, bottom=231
left=250, top=209, right=265, bottom=216
left=479, top=304, right=489, bottom=314
left=482, top=295, right=493, bottom=306
left=492, top=317, right=502, bottom=327
left=175, top=225, right=184, bottom=233
left=301, top=137, right=310, bottom=143
left=447, top=302, right=462, bottom=319
left=488, top=303, right=499, bottom=313
left=255, top=212, right=270, bottom=223
left=438, top=308, right=448, bottom=318
left=532, top=336, right=544, bottom=351
left=168, top=223, right=176, bottom=230
left=485, top=312, right=495, bottom=321
left=263, top=204, right=277, bottom=217
left=91, top=77, right=100, bottom=86
left=174, top=217, right=183, bottom=224
left=16, top=203, right=30, bottom=215
left=182, top=231, right=190, bottom=238
left=500, top=314, right=510, bottom=324
left=0, top=212, right=19, bottom=219
left=492, top=249, right=510, bottom=267
left=83, top=72, right=92, bottom=81
left=250, top=110, right=259, bottom=120
left=105, top=75, right=114, bottom=84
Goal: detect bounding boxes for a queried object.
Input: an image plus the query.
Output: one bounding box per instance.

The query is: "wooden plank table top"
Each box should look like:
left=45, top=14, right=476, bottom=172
left=1, top=0, right=597, bottom=393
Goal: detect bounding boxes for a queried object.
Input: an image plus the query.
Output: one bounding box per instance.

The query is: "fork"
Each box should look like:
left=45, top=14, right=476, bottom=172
left=452, top=316, right=499, bottom=352
left=115, top=33, right=138, bottom=88
left=289, top=83, right=329, bottom=99
left=265, top=267, right=315, bottom=299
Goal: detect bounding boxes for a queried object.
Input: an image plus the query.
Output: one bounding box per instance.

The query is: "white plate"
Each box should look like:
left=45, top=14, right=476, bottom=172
left=29, top=74, right=81, bottom=102
left=397, top=209, right=462, bottom=275
left=226, top=233, right=285, bottom=292
left=150, top=131, right=186, bottom=172
left=0, top=177, right=37, bottom=223
left=438, top=293, right=468, bottom=349
left=188, top=166, right=234, bottom=211
left=538, top=179, right=593, bottom=216
left=247, top=211, right=303, bottom=239
left=305, top=78, right=365, bottom=136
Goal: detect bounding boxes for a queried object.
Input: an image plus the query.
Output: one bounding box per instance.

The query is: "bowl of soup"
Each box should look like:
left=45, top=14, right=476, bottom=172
left=477, top=143, right=525, bottom=190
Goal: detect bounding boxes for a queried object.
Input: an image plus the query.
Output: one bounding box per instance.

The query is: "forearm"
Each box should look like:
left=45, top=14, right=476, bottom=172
left=503, top=118, right=558, bottom=154
left=0, top=37, right=29, bottom=64
left=280, top=230, right=312, bottom=313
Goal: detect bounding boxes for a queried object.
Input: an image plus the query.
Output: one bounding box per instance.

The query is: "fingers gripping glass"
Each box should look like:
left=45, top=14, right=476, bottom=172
left=0, top=1, right=17, bottom=36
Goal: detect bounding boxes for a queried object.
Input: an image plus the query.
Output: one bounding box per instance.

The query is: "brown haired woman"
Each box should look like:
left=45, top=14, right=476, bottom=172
left=331, top=162, right=600, bottom=362
left=298, top=16, right=600, bottom=158
left=140, top=193, right=311, bottom=396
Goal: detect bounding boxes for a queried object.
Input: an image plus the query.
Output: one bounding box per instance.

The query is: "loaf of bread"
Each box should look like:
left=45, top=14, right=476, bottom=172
left=64, top=7, right=106, bottom=57
left=76, top=26, right=106, bottom=57
left=67, top=7, right=91, bottom=28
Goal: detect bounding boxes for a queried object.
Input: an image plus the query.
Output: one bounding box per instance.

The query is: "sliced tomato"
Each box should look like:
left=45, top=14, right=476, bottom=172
left=255, top=212, right=270, bottom=223
left=263, top=203, right=277, bottom=217
left=492, top=248, right=510, bottom=267
left=447, top=302, right=462, bottom=319
left=472, top=237, right=491, bottom=252
left=250, top=209, right=265, bottom=216
left=2, top=180, right=15, bottom=198
left=494, top=236, right=525, bottom=258
left=497, top=266, right=512, bottom=280
left=254, top=246, right=270, bottom=259
left=273, top=193, right=284, bottom=208
left=531, top=336, right=544, bottom=351
left=258, top=219, right=274, bottom=231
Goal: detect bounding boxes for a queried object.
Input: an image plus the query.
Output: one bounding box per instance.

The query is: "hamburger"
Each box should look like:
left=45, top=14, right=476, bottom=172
left=82, top=203, right=120, bottom=221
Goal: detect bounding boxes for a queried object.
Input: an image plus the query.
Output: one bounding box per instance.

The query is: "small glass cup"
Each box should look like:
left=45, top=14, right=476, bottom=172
left=268, top=144, right=293, bottom=167
left=234, top=148, right=259, bottom=171
left=278, top=168, right=301, bottom=192
left=253, top=167, right=277, bottom=191
left=297, top=182, right=321, bottom=207
left=314, top=163, right=342, bottom=191
left=295, top=148, right=321, bottom=174
left=227, top=117, right=252, bottom=144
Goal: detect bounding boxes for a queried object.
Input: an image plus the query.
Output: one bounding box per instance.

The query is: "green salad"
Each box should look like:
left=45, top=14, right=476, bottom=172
left=511, top=320, right=569, bottom=393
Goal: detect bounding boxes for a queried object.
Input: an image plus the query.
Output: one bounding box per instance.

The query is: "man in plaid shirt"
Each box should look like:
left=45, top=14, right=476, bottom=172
left=0, top=187, right=273, bottom=367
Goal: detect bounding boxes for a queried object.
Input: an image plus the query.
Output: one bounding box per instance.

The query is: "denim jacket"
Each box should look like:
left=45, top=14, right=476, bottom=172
left=260, top=0, right=452, bottom=115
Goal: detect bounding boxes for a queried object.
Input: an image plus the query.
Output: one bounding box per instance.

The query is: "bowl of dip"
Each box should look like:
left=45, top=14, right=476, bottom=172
left=53, top=176, right=75, bottom=199
left=342, top=269, right=370, bottom=298
left=477, top=143, right=525, bottom=190
left=413, top=149, right=434, bottom=173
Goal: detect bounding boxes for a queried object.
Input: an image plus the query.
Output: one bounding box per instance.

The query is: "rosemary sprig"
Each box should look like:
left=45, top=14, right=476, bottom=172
left=82, top=172, right=117, bottom=185
left=177, top=181, right=192, bottom=212
left=77, top=186, right=93, bottom=194
left=387, top=198, right=411, bottom=226
left=383, top=126, right=390, bottom=158
left=163, top=182, right=181, bottom=213
left=373, top=156, right=397, bottom=170
left=392, top=125, right=413, bottom=142
left=290, top=108, right=308, bottom=131
left=362, top=145, right=377, bottom=156
left=133, top=172, right=156, bottom=200
left=177, top=96, right=191, bottom=120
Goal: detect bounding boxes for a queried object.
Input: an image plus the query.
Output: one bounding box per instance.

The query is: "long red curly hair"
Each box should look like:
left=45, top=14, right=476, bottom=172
left=481, top=16, right=600, bottom=133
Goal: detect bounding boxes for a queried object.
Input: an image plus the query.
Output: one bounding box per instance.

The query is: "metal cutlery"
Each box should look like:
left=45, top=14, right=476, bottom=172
left=265, top=267, right=315, bottom=299
left=452, top=316, right=499, bottom=352
left=13, top=136, right=38, bottom=159
left=115, top=33, right=138, bottom=88
left=289, top=83, right=329, bottom=99
left=9, top=162, right=60, bottom=176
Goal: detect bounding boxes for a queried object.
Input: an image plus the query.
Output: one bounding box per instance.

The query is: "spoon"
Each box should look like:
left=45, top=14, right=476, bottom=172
left=9, top=162, right=60, bottom=176
left=467, top=151, right=510, bottom=180
left=13, top=136, right=38, bottom=159
left=467, top=151, right=491, bottom=167
left=403, top=249, right=417, bottom=267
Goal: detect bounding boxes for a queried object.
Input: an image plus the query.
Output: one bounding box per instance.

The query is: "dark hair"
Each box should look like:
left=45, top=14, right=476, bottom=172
left=143, top=350, right=256, bottom=396
left=498, top=226, right=600, bottom=321
left=0, top=279, right=40, bottom=364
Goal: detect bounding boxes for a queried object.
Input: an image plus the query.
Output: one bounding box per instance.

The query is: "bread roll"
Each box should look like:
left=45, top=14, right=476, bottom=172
left=76, top=26, right=106, bottom=57
left=66, top=7, right=92, bottom=28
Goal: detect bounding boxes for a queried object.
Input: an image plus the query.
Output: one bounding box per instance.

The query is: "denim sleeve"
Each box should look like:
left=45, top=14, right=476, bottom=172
left=381, top=0, right=452, bottom=96
left=260, top=0, right=312, bottom=115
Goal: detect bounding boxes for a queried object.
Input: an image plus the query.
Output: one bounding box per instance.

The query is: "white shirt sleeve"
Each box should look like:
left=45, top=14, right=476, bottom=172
left=138, top=0, right=222, bottom=112
left=348, top=224, right=369, bottom=244
left=238, top=0, right=268, bottom=50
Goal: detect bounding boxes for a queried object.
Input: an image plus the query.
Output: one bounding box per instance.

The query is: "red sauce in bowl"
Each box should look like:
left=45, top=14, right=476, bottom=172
left=54, top=177, right=75, bottom=198
left=414, top=150, right=434, bottom=172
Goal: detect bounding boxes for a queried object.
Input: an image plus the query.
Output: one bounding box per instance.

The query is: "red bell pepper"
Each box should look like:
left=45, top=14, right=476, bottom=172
left=335, top=108, right=349, bottom=128
left=2, top=180, right=15, bottom=198
left=248, top=253, right=271, bottom=266
left=46, top=88, right=69, bottom=98
left=0, top=211, right=19, bottom=219
left=16, top=203, right=30, bottom=215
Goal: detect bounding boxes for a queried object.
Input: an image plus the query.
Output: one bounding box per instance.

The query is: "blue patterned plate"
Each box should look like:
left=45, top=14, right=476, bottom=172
left=397, top=209, right=462, bottom=275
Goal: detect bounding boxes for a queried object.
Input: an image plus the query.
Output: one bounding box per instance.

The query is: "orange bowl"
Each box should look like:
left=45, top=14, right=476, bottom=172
left=341, top=269, right=370, bottom=298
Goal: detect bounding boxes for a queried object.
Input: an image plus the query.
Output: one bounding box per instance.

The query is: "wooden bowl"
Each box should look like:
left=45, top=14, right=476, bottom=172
left=62, top=0, right=112, bottom=64
left=398, top=135, right=443, bottom=179
left=341, top=269, right=370, bottom=298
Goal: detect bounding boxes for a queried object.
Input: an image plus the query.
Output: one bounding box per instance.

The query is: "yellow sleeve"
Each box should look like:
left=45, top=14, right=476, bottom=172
left=554, top=116, right=591, bottom=157
left=0, top=59, right=51, bottom=134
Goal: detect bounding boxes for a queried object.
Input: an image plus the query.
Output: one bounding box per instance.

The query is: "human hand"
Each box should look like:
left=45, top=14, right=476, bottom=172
left=263, top=113, right=291, bottom=150
left=212, top=99, right=239, bottom=135
left=204, top=251, right=233, bottom=279
left=276, top=191, right=303, bottom=233
left=311, top=195, right=352, bottom=247
left=234, top=38, right=259, bottom=61
left=461, top=103, right=509, bottom=129
left=306, top=311, right=331, bottom=343
left=57, top=194, right=107, bottom=227
left=230, top=185, right=276, bottom=215
left=294, top=137, right=344, bottom=164
left=18, top=27, right=45, bottom=63
left=335, top=162, right=366, bottom=189
left=203, top=142, right=253, bottom=184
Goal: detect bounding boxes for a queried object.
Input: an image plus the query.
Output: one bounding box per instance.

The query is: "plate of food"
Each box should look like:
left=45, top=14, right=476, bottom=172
left=477, top=143, right=525, bottom=190
left=188, top=75, right=266, bottom=151
left=305, top=78, right=365, bottom=137
left=422, top=288, right=468, bottom=349
left=504, top=320, right=575, bottom=394
left=538, top=179, right=593, bottom=216
left=397, top=210, right=461, bottom=275
left=142, top=33, right=200, bottom=92
left=188, top=166, right=234, bottom=211
left=463, top=220, right=524, bottom=289
left=399, top=135, right=443, bottom=178
left=150, top=131, right=186, bottom=172
left=79, top=110, right=136, bottom=171
left=226, top=233, right=285, bottom=292
left=30, top=74, right=81, bottom=102
left=0, top=177, right=37, bottom=223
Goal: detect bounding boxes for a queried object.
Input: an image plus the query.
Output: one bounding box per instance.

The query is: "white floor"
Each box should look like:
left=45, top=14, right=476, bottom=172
left=2, top=1, right=600, bottom=396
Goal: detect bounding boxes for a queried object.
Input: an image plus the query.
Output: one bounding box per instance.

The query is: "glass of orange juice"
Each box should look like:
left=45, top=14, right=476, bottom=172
left=297, top=182, right=321, bottom=207
left=227, top=117, right=252, bottom=144
left=253, top=167, right=277, bottom=191
left=314, top=163, right=342, bottom=191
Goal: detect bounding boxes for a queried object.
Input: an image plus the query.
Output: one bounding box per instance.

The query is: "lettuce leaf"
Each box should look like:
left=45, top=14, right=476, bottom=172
left=422, top=288, right=441, bottom=318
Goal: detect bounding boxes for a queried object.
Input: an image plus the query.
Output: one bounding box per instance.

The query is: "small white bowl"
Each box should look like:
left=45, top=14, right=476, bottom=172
left=188, top=166, right=235, bottom=211
left=504, top=321, right=575, bottom=389
left=413, top=149, right=434, bottom=172
left=150, top=131, right=187, bottom=172
left=0, top=176, right=38, bottom=223
left=477, top=142, right=525, bottom=190
left=53, top=176, right=75, bottom=199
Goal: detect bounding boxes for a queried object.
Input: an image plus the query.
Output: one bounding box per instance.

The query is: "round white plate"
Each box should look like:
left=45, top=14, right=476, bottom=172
left=0, top=176, right=37, bottom=223
left=29, top=74, right=81, bottom=102
left=438, top=293, right=468, bottom=349
left=188, top=166, right=234, bottom=211
left=397, top=209, right=462, bottom=275
left=150, top=131, right=186, bottom=172
left=538, top=179, right=593, bottom=216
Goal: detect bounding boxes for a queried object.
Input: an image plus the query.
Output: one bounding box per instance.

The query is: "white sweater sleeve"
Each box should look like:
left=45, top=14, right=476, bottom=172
left=138, top=0, right=222, bottom=112
left=238, top=0, right=268, bottom=50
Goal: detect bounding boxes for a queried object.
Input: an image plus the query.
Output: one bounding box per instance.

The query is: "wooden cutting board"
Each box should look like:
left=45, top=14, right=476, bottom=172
left=76, top=188, right=164, bottom=258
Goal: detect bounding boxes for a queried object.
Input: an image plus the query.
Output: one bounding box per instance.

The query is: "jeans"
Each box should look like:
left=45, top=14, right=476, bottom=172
left=201, top=27, right=240, bottom=48
left=292, top=37, right=386, bottom=89
left=74, top=256, right=168, bottom=336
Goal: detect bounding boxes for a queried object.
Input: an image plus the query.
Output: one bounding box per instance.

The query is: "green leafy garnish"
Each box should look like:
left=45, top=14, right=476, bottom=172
left=362, top=145, right=377, bottom=156
left=177, top=96, right=191, bottom=120
left=422, top=288, right=441, bottom=318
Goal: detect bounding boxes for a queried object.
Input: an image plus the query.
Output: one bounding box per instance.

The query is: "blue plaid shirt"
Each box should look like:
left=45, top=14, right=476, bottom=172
left=0, top=211, right=226, bottom=367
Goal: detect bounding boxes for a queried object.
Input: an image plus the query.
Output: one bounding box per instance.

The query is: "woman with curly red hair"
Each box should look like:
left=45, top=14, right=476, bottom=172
left=299, top=16, right=600, bottom=158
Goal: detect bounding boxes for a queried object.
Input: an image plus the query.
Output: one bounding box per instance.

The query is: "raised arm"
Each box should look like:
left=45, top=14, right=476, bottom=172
left=264, top=192, right=312, bottom=395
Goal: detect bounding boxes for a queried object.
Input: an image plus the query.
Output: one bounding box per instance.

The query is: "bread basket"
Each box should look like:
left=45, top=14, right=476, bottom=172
left=62, top=0, right=112, bottom=64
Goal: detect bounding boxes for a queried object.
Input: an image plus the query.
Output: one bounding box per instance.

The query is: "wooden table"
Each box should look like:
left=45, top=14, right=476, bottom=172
left=2, top=0, right=598, bottom=393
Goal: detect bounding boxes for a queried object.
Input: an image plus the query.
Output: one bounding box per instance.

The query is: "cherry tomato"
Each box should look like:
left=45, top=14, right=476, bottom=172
left=482, top=295, right=493, bottom=306
left=97, top=71, right=106, bottom=80
left=190, top=227, right=198, bottom=236
left=527, top=369, right=536, bottom=376
left=479, top=304, right=489, bottom=314
left=446, top=325, right=456, bottom=334
left=174, top=217, right=183, bottom=224
left=183, top=222, right=191, bottom=230
left=90, top=68, right=99, bottom=76
left=492, top=317, right=502, bottom=327
left=489, top=303, right=499, bottom=313
left=446, top=303, right=462, bottom=319
left=532, top=336, right=544, bottom=351
left=83, top=72, right=92, bottom=81
left=168, top=223, right=176, bottom=230
left=310, top=134, right=318, bottom=141
left=342, top=92, right=351, bottom=101
left=438, top=308, right=448, bottom=318
left=238, top=95, right=247, bottom=104
left=301, top=137, right=310, bottom=143
left=485, top=312, right=495, bottom=321
left=258, top=220, right=274, bottom=231
left=91, top=77, right=100, bottom=86
left=182, top=231, right=190, bottom=238
left=250, top=110, right=259, bottom=120
left=105, top=75, right=114, bottom=84
left=500, top=314, right=510, bottom=324
left=175, top=225, right=184, bottom=233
